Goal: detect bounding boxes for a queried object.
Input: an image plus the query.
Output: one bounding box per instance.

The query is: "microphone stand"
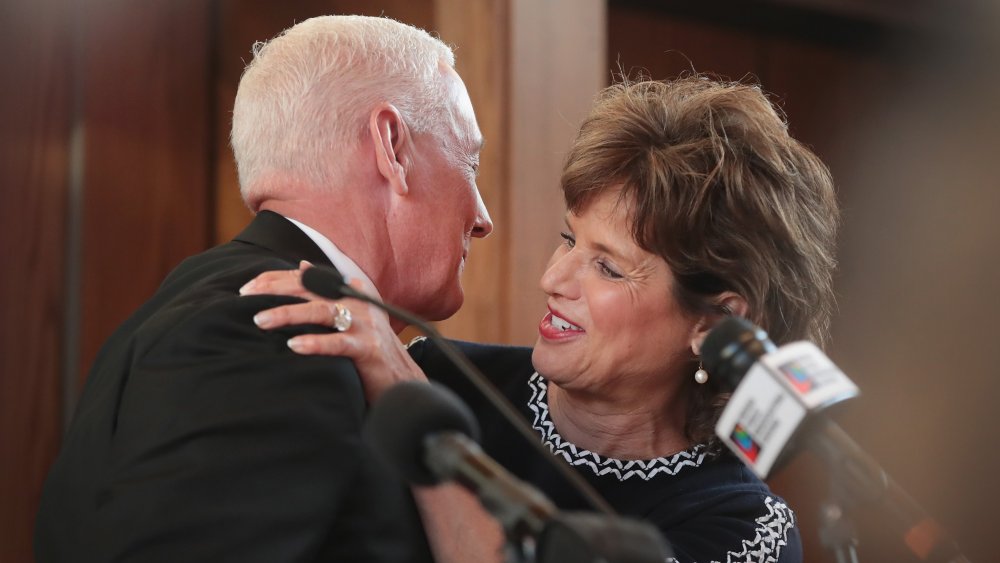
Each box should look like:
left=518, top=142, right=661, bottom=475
left=808, top=417, right=970, bottom=563
left=818, top=475, right=860, bottom=563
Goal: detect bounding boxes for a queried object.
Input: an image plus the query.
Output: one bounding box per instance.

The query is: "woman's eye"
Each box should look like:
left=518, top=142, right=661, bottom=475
left=598, top=260, right=623, bottom=279
left=559, top=232, right=576, bottom=248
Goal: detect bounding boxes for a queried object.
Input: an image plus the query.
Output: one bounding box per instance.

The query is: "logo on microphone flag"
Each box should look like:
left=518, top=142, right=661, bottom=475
left=731, top=424, right=760, bottom=462
left=779, top=361, right=815, bottom=393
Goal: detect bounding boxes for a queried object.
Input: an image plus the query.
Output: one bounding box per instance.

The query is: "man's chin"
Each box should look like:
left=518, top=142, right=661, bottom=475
left=412, top=287, right=464, bottom=323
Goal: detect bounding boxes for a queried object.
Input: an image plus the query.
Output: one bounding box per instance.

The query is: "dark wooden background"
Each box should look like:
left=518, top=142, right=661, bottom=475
left=3, top=1, right=993, bottom=562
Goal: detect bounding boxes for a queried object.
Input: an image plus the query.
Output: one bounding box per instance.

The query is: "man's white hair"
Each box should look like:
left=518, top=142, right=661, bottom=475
left=231, top=15, right=456, bottom=209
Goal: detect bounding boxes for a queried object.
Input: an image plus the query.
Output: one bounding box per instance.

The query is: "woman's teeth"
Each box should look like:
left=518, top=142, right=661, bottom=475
left=551, top=314, right=582, bottom=331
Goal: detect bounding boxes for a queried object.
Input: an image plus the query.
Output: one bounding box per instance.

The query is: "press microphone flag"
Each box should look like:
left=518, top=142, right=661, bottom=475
left=705, top=319, right=859, bottom=478
left=702, top=317, right=969, bottom=563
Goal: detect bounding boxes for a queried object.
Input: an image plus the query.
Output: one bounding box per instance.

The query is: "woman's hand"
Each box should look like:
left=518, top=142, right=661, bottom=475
left=239, top=261, right=426, bottom=404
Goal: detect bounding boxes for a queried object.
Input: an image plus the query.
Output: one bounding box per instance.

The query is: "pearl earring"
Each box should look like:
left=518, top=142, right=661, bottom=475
left=694, top=362, right=709, bottom=384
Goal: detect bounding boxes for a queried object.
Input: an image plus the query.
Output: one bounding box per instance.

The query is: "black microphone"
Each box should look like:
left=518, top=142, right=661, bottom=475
left=302, top=265, right=363, bottom=300
left=703, top=318, right=860, bottom=478
left=366, top=381, right=557, bottom=542
left=301, top=264, right=615, bottom=516
left=702, top=317, right=969, bottom=563
left=366, top=381, right=673, bottom=563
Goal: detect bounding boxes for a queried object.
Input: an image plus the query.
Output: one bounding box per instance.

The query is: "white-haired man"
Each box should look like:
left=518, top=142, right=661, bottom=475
left=35, top=15, right=491, bottom=563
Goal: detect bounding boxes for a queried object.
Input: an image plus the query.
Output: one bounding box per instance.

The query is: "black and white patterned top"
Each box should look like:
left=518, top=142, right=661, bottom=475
left=409, top=338, right=802, bottom=563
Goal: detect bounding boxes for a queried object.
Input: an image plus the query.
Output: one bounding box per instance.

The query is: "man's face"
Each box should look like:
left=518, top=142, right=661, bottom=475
left=391, top=65, right=492, bottom=320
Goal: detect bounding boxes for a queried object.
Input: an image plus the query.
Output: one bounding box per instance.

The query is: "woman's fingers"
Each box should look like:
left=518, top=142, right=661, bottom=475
left=287, top=332, right=363, bottom=356
left=253, top=300, right=343, bottom=330
left=239, top=263, right=310, bottom=298
left=281, top=302, right=426, bottom=403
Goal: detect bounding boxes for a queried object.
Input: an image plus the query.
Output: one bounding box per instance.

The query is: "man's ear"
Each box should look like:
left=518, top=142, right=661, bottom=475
left=690, top=292, right=750, bottom=356
left=369, top=103, right=412, bottom=196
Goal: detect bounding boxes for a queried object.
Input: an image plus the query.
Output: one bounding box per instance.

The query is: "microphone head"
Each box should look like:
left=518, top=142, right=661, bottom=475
left=701, top=316, right=777, bottom=390
left=364, top=381, right=481, bottom=485
left=301, top=265, right=348, bottom=300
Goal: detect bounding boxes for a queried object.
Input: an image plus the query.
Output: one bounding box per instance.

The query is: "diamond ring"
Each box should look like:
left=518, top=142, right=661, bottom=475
left=332, top=303, right=352, bottom=332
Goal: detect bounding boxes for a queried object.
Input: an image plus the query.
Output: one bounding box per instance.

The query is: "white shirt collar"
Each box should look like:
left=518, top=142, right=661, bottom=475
left=284, top=216, right=380, bottom=299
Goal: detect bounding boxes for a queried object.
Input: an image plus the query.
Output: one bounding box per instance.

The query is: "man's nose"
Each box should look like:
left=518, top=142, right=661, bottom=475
left=471, top=191, right=493, bottom=238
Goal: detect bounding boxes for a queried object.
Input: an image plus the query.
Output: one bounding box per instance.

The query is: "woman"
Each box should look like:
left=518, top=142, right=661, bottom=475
left=242, top=76, right=839, bottom=562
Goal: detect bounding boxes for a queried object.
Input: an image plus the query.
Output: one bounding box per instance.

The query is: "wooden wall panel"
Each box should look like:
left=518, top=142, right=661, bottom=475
left=78, top=0, right=213, bottom=385
left=434, top=0, right=510, bottom=343
left=821, top=11, right=999, bottom=560
left=759, top=38, right=902, bottom=186
left=609, top=4, right=760, bottom=81
left=503, top=0, right=607, bottom=345
left=608, top=2, right=900, bottom=176
left=0, top=1, right=73, bottom=560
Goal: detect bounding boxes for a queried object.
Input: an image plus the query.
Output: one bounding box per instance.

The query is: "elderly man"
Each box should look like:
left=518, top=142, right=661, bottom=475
left=35, top=15, right=491, bottom=563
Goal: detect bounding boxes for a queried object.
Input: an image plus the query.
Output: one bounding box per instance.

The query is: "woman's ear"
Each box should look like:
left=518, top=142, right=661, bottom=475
left=690, top=292, right=749, bottom=356
left=369, top=103, right=412, bottom=196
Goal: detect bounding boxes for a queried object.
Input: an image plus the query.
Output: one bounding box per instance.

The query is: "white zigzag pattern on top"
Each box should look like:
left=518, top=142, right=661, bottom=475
left=528, top=373, right=795, bottom=563
left=663, top=497, right=794, bottom=563
left=405, top=336, right=428, bottom=349
left=718, top=497, right=795, bottom=563
left=526, top=372, right=707, bottom=481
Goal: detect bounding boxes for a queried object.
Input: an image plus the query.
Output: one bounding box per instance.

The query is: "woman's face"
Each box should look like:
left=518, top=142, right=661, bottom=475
left=532, top=190, right=702, bottom=404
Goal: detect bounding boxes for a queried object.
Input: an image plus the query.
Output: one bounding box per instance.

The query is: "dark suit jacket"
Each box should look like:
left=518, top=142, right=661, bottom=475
left=35, top=211, right=432, bottom=563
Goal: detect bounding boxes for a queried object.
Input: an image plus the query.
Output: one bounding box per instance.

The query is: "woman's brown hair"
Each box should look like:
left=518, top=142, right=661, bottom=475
left=561, top=75, right=840, bottom=444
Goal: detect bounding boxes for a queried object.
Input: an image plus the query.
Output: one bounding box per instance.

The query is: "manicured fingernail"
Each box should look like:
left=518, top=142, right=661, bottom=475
left=238, top=281, right=256, bottom=295
left=253, top=312, right=271, bottom=327
left=287, top=337, right=305, bottom=352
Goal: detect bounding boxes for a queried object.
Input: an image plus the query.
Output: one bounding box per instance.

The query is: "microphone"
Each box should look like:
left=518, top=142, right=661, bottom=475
left=301, top=264, right=615, bottom=516
left=366, top=381, right=673, bottom=562
left=702, top=317, right=969, bottom=563
left=366, top=381, right=557, bottom=541
left=703, top=318, right=860, bottom=478
left=302, top=265, right=365, bottom=300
